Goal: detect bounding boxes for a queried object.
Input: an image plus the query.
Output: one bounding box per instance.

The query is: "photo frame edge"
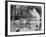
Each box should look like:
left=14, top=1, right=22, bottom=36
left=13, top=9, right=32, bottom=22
left=5, top=1, right=45, bottom=36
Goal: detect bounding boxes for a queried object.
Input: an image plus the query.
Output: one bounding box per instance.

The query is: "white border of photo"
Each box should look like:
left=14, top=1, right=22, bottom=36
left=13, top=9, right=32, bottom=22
left=8, top=2, right=44, bottom=35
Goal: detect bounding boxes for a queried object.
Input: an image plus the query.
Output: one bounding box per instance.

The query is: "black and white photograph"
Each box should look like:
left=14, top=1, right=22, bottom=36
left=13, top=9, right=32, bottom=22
left=10, top=5, right=42, bottom=32
left=6, top=1, right=45, bottom=36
